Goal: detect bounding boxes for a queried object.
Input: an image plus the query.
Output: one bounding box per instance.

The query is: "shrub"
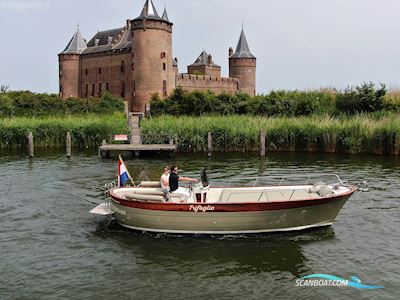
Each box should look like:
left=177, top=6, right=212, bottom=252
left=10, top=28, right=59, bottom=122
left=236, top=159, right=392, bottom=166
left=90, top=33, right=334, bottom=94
left=336, top=82, right=386, bottom=114
left=0, top=94, right=14, bottom=117
left=150, top=88, right=337, bottom=117
left=0, top=91, right=125, bottom=116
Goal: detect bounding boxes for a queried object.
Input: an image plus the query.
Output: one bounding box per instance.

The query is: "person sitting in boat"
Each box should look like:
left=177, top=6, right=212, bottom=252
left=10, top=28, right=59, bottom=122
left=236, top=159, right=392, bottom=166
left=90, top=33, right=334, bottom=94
left=160, top=166, right=170, bottom=195
left=169, top=165, right=197, bottom=198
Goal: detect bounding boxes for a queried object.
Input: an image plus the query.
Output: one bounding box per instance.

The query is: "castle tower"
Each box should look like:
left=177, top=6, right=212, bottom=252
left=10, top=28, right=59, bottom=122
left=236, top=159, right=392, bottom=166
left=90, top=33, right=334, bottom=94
left=58, top=28, right=87, bottom=98
left=188, top=51, right=221, bottom=77
left=229, top=29, right=256, bottom=96
left=130, top=0, right=175, bottom=112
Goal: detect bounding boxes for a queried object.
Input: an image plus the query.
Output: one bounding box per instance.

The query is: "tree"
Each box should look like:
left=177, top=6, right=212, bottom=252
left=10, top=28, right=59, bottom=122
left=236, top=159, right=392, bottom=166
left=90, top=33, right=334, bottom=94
left=336, top=82, right=386, bottom=114
left=0, top=84, right=10, bottom=93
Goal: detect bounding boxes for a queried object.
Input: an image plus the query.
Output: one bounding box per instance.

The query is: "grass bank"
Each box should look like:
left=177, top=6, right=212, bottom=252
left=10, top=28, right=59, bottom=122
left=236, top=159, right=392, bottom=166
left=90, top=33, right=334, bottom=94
left=142, top=115, right=400, bottom=155
left=1, top=113, right=399, bottom=155
left=0, top=114, right=127, bottom=149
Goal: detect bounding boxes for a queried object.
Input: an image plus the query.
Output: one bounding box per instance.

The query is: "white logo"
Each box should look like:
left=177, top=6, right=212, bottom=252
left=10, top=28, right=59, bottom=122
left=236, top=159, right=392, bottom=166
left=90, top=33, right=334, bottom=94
left=189, top=205, right=215, bottom=212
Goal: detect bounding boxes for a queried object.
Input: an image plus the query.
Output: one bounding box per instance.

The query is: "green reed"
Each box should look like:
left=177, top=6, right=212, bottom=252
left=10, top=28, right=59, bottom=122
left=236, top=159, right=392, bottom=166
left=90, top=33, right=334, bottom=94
left=142, top=115, right=400, bottom=155
left=0, top=114, right=127, bottom=149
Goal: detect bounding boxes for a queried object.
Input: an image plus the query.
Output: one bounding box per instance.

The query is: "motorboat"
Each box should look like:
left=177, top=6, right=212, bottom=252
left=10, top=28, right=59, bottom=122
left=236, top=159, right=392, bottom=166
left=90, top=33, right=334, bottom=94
left=91, top=172, right=360, bottom=234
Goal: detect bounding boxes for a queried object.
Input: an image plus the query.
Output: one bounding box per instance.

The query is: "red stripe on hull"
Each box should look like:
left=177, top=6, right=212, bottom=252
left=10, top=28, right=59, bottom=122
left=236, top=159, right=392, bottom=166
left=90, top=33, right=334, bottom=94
left=110, top=190, right=355, bottom=213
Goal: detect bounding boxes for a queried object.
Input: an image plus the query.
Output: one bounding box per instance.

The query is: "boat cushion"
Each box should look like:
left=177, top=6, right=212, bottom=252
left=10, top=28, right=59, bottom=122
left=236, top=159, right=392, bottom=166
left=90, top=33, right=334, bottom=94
left=125, top=193, right=165, bottom=202
left=140, top=181, right=162, bottom=188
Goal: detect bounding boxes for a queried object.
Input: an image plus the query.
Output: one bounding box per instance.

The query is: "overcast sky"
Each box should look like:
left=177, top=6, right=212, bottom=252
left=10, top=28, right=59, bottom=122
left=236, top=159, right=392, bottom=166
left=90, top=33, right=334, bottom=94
left=1, top=0, right=400, bottom=94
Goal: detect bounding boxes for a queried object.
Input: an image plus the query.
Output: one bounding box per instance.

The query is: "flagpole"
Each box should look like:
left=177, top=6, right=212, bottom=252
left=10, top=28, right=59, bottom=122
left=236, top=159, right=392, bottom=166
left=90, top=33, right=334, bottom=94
left=119, top=155, right=136, bottom=187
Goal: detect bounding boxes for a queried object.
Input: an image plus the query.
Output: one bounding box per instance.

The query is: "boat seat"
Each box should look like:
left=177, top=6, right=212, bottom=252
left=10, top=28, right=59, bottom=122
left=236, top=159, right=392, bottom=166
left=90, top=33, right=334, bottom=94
left=128, top=188, right=165, bottom=196
left=125, top=193, right=165, bottom=202
left=140, top=181, right=162, bottom=188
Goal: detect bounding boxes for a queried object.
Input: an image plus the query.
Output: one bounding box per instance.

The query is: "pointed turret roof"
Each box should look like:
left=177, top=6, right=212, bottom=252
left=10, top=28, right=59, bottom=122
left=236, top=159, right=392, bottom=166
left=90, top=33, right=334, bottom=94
left=136, top=0, right=161, bottom=20
left=133, top=0, right=172, bottom=24
left=60, top=28, right=87, bottom=55
left=162, top=7, right=169, bottom=22
left=230, top=29, right=255, bottom=59
left=189, top=50, right=220, bottom=67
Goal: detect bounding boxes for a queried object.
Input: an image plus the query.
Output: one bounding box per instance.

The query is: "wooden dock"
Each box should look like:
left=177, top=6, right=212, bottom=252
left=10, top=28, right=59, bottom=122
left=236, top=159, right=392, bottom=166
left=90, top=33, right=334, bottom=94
left=99, top=113, right=177, bottom=158
left=100, top=144, right=176, bottom=151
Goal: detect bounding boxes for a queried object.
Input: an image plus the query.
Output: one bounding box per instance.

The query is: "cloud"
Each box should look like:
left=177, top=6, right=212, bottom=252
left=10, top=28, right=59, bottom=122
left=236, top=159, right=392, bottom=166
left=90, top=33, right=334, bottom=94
left=0, top=0, right=50, bottom=12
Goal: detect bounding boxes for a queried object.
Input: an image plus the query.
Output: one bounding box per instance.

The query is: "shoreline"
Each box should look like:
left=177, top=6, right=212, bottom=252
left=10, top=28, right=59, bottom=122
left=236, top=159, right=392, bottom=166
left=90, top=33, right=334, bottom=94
left=0, top=114, right=399, bottom=156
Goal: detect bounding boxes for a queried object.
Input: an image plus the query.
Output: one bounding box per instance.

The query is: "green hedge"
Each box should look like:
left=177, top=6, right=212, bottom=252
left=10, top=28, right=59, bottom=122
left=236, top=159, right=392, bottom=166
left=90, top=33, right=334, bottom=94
left=150, top=83, right=400, bottom=117
left=0, top=91, right=125, bottom=117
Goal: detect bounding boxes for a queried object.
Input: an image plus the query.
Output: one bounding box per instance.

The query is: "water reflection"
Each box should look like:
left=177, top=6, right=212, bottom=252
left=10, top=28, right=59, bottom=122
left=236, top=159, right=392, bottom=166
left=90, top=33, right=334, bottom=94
left=93, top=220, right=336, bottom=278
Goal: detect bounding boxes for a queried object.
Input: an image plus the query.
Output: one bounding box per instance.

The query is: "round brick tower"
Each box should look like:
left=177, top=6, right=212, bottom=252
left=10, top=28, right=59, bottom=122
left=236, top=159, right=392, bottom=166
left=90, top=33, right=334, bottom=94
left=130, top=0, right=175, bottom=112
left=58, top=28, right=87, bottom=98
left=229, top=29, right=256, bottom=96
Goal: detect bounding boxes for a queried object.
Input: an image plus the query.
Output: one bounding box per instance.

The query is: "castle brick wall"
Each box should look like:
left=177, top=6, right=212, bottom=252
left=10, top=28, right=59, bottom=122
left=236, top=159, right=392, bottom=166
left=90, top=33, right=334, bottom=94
left=176, top=74, right=239, bottom=94
left=80, top=51, right=132, bottom=101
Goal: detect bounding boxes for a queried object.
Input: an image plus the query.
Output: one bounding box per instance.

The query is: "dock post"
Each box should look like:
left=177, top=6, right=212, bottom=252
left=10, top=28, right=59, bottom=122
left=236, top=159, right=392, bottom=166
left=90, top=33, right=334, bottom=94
left=66, top=132, right=72, bottom=158
left=99, top=139, right=107, bottom=158
left=28, top=132, right=34, bottom=158
left=260, top=130, right=266, bottom=157
left=208, top=132, right=213, bottom=157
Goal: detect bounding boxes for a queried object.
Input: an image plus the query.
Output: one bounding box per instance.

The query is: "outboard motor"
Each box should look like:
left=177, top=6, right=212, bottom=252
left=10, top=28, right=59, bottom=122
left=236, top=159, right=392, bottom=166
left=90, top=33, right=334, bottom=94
left=200, top=168, right=209, bottom=187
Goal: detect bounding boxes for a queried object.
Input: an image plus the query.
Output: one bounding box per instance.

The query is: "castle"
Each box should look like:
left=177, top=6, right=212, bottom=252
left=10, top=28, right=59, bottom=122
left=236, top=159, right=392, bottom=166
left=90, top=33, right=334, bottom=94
left=58, top=0, right=257, bottom=113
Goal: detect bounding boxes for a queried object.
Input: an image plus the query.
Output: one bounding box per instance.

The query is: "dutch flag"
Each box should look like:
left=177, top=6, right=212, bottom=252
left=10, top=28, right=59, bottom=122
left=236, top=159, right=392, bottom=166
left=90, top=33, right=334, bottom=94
left=118, top=155, right=133, bottom=187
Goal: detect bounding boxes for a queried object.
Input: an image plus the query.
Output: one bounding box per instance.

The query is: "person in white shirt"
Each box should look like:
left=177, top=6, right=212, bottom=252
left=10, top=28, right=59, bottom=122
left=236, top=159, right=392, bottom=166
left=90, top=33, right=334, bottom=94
left=160, top=166, right=170, bottom=196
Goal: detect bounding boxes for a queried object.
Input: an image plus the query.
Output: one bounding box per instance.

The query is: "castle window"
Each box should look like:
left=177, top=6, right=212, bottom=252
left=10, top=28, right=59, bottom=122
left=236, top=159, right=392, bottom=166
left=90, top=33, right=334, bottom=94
left=99, top=83, right=102, bottom=95
left=163, top=63, right=166, bottom=71
left=85, top=84, right=88, bottom=97
left=161, top=52, right=166, bottom=59
left=163, top=80, right=167, bottom=97
left=99, top=68, right=102, bottom=74
left=92, top=84, right=95, bottom=97
left=59, top=66, right=62, bottom=77
left=121, top=82, right=125, bottom=97
left=106, top=83, right=109, bottom=91
left=121, top=61, right=125, bottom=73
left=85, top=69, right=88, bottom=75
left=133, top=80, right=136, bottom=92
left=59, top=85, right=62, bottom=93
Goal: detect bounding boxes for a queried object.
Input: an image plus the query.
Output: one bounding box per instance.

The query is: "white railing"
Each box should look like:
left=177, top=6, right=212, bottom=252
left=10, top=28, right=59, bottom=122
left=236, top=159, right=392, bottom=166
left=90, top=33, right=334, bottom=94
left=227, top=173, right=347, bottom=188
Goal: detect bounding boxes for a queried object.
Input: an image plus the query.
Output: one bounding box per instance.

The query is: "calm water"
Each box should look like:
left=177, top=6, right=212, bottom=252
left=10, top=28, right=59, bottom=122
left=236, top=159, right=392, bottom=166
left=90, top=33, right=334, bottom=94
left=0, top=151, right=399, bottom=300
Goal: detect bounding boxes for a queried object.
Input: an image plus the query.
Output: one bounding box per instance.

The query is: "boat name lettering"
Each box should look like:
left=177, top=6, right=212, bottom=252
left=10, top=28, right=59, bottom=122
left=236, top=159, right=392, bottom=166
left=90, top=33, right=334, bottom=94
left=189, top=205, right=215, bottom=212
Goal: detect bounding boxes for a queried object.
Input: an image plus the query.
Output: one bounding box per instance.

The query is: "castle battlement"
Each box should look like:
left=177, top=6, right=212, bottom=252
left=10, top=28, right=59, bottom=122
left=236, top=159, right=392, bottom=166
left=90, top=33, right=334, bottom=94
left=177, top=74, right=239, bottom=83
left=176, top=74, right=239, bottom=94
